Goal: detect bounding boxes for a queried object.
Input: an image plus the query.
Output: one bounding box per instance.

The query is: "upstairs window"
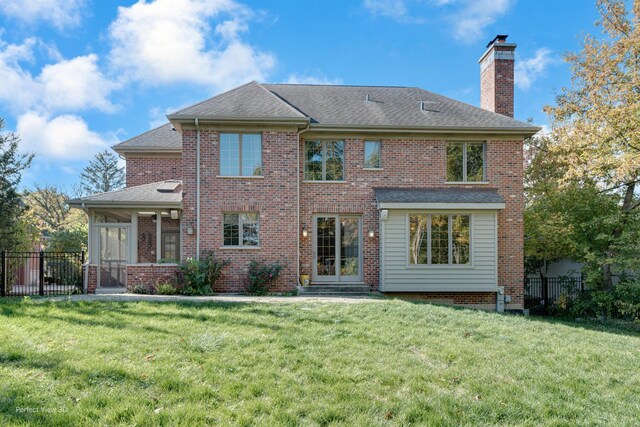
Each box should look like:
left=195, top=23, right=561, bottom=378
left=409, top=214, right=470, bottom=265
left=304, top=140, right=344, bottom=181
left=447, top=142, right=485, bottom=182
left=223, top=213, right=259, bottom=247
left=220, top=133, right=262, bottom=176
left=364, top=141, right=381, bottom=169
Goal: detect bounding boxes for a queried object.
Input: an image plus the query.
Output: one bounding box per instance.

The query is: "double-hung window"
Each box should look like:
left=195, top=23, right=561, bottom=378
left=364, top=141, right=381, bottom=169
left=223, top=213, right=259, bottom=247
left=304, top=140, right=344, bottom=181
left=409, top=214, right=470, bottom=265
left=447, top=142, right=485, bottom=182
left=220, top=133, right=262, bottom=176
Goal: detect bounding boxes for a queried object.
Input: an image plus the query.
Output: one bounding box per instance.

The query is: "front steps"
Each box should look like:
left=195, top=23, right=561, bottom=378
left=95, top=287, right=127, bottom=294
left=297, top=284, right=371, bottom=297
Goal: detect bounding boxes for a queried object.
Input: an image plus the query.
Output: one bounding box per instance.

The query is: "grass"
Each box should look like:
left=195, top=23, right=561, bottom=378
left=0, top=298, right=639, bottom=426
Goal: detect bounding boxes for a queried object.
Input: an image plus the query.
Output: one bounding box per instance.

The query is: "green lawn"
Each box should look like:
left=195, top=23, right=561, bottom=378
left=0, top=299, right=639, bottom=426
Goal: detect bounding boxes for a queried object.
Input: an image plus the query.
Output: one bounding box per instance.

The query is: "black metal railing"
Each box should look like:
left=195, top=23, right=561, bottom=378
left=1, top=251, right=85, bottom=297
left=525, top=276, right=584, bottom=313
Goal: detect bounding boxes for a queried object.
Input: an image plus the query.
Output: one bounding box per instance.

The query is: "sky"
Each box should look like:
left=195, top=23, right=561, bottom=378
left=0, top=0, right=603, bottom=190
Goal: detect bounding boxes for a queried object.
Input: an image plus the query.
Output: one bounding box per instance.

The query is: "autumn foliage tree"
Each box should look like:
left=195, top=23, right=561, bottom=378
left=542, top=0, right=640, bottom=288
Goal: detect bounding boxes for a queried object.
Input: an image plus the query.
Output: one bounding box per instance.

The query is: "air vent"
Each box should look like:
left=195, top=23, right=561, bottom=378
left=419, top=101, right=439, bottom=113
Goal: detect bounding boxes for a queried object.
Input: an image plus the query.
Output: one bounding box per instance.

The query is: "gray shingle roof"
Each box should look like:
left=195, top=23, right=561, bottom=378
left=67, top=181, right=182, bottom=207
left=264, top=84, right=535, bottom=129
left=169, top=81, right=306, bottom=119
left=373, top=187, right=505, bottom=204
left=112, top=123, right=182, bottom=152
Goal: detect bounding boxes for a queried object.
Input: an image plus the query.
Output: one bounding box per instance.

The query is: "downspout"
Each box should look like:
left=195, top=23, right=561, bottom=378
left=195, top=118, right=201, bottom=260
left=82, top=202, right=89, bottom=293
left=297, top=122, right=310, bottom=284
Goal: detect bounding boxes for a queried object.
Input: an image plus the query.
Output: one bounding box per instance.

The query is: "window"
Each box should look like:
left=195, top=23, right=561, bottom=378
left=220, top=133, right=262, bottom=176
left=161, top=232, right=180, bottom=261
left=447, top=142, right=485, bottom=182
left=364, top=141, right=381, bottom=169
left=304, top=140, right=344, bottom=181
left=223, top=213, right=259, bottom=247
left=409, top=214, right=470, bottom=265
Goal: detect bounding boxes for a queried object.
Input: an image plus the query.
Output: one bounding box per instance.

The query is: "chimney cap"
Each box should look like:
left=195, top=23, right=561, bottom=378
left=486, top=34, right=508, bottom=48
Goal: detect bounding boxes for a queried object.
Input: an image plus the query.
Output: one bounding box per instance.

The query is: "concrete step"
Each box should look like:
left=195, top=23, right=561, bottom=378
left=95, top=287, right=128, bottom=294
left=297, top=284, right=371, bottom=296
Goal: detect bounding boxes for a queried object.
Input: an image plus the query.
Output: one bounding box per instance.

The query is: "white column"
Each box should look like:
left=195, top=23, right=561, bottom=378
left=156, top=211, right=162, bottom=263
left=87, top=210, right=94, bottom=264
left=131, top=211, right=138, bottom=264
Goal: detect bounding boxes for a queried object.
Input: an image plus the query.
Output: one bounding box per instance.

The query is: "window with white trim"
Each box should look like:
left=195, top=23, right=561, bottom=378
left=409, top=214, right=470, bottom=265
left=447, top=142, right=485, bottom=182
left=364, top=141, right=381, bottom=169
left=223, top=213, right=259, bottom=246
left=220, top=133, right=262, bottom=176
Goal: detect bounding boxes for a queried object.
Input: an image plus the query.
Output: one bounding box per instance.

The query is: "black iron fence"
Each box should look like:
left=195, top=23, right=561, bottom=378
left=525, top=276, right=584, bottom=314
left=1, top=251, right=85, bottom=297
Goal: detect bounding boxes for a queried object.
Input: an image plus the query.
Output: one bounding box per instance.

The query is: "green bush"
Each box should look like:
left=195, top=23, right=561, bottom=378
left=613, top=279, right=640, bottom=322
left=178, top=251, right=229, bottom=295
left=246, top=261, right=283, bottom=296
left=130, top=284, right=150, bottom=294
left=155, top=283, right=179, bottom=295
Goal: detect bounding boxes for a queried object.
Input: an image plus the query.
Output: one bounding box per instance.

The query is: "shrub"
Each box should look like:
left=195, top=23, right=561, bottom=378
left=130, top=284, right=149, bottom=294
left=155, top=283, right=179, bottom=295
left=178, top=251, right=229, bottom=295
left=613, top=279, right=640, bottom=322
left=246, top=261, right=283, bottom=296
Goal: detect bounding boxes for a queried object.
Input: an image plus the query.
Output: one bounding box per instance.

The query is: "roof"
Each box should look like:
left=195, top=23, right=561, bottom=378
left=374, top=187, right=505, bottom=209
left=67, top=180, right=183, bottom=208
left=112, top=123, right=182, bottom=153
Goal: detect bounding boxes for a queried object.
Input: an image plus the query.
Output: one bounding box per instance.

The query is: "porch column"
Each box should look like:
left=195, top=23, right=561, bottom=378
left=87, top=210, right=94, bottom=264
left=156, top=211, right=162, bottom=263
left=131, top=211, right=138, bottom=264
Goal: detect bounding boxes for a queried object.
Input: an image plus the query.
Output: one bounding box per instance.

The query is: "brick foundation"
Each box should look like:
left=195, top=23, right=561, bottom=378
left=126, top=264, right=179, bottom=293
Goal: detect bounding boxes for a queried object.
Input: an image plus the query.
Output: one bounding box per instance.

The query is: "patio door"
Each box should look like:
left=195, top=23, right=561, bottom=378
left=98, top=226, right=129, bottom=288
left=313, top=215, right=362, bottom=282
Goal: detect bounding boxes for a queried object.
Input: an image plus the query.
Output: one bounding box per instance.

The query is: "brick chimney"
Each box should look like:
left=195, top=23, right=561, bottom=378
left=479, top=34, right=516, bottom=118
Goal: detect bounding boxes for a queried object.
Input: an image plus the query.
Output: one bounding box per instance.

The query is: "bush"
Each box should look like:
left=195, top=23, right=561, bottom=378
left=246, top=261, right=283, bottom=296
left=178, top=251, right=229, bottom=295
left=130, top=284, right=150, bottom=294
left=613, top=279, right=640, bottom=322
left=156, top=283, right=179, bottom=295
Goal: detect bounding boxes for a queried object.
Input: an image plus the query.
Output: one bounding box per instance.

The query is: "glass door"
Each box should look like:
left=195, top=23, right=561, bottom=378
left=313, top=215, right=362, bottom=282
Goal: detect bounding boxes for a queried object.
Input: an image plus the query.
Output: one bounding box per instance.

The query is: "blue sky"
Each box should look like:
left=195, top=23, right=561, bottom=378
left=0, top=0, right=602, bottom=190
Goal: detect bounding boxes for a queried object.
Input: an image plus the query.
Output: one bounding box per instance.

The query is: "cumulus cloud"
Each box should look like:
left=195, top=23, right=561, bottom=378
left=515, top=48, right=554, bottom=90
left=0, top=38, right=117, bottom=114
left=363, top=0, right=408, bottom=20
left=108, top=0, right=275, bottom=91
left=286, top=74, right=343, bottom=85
left=0, top=0, right=86, bottom=29
left=16, top=112, right=114, bottom=160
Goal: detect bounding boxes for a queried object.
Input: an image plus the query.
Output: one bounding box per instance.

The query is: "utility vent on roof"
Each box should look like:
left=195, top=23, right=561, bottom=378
left=157, top=180, right=182, bottom=193
left=419, top=101, right=439, bottom=113
left=365, top=93, right=370, bottom=101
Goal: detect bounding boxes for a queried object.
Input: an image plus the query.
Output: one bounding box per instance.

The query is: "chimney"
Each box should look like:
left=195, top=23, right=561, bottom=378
left=479, top=34, right=516, bottom=118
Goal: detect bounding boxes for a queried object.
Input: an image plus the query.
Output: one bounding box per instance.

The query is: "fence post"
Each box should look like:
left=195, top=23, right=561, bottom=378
left=39, top=250, right=45, bottom=296
left=1, top=251, right=5, bottom=297
left=541, top=277, right=548, bottom=311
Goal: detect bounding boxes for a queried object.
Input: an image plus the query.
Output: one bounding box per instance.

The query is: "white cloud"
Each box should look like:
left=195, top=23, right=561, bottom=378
left=363, top=0, right=408, bottom=20
left=0, top=0, right=86, bottom=29
left=449, top=0, right=513, bottom=41
left=515, top=48, right=554, bottom=90
left=286, top=74, right=343, bottom=85
left=108, top=0, right=275, bottom=91
left=17, top=112, right=114, bottom=160
left=0, top=38, right=117, bottom=114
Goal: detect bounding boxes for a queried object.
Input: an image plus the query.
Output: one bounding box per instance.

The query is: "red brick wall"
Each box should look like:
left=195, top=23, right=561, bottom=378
left=480, top=44, right=515, bottom=118
left=126, top=264, right=179, bottom=293
left=181, top=129, right=299, bottom=293
left=138, top=217, right=156, bottom=263
left=386, top=292, right=497, bottom=306
left=126, top=156, right=181, bottom=187
left=87, top=264, right=97, bottom=293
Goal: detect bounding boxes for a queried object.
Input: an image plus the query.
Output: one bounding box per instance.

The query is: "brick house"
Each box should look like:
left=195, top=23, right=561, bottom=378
left=69, top=35, right=539, bottom=310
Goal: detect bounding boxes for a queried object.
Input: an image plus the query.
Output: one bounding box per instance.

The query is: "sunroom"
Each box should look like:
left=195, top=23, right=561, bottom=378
left=67, top=180, right=183, bottom=293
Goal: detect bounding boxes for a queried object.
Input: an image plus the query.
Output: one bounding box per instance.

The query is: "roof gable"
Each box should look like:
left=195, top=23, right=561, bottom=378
left=112, top=123, right=181, bottom=152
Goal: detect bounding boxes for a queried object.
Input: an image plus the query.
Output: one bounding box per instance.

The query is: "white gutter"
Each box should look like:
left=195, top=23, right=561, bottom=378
left=195, top=118, right=201, bottom=260
left=296, top=122, right=310, bottom=283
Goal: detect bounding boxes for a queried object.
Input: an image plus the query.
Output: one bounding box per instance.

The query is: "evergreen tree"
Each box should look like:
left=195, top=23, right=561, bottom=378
left=0, top=117, right=34, bottom=251
left=79, top=150, right=125, bottom=194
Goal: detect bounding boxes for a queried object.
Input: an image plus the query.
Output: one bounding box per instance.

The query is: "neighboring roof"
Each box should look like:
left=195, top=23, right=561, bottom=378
left=168, top=81, right=307, bottom=121
left=374, top=187, right=505, bottom=209
left=263, top=84, right=536, bottom=130
left=67, top=180, right=182, bottom=208
left=112, top=123, right=182, bottom=153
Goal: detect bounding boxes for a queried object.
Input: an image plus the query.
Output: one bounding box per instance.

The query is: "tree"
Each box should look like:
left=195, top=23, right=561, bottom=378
left=23, top=185, right=87, bottom=243
left=80, top=150, right=125, bottom=195
left=47, top=228, right=88, bottom=252
left=543, top=0, right=640, bottom=289
left=0, top=117, right=34, bottom=251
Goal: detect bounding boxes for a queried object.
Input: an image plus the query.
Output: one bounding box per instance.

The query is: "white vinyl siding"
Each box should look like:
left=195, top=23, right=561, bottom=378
left=381, top=209, right=498, bottom=292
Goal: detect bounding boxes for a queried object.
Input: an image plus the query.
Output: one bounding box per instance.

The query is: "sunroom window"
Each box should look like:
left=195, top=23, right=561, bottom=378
left=409, top=214, right=470, bottom=265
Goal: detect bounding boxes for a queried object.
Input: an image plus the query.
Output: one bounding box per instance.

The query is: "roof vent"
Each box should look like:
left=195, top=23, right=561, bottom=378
left=157, top=180, right=182, bottom=193
left=365, top=93, right=370, bottom=101
left=419, top=101, right=438, bottom=112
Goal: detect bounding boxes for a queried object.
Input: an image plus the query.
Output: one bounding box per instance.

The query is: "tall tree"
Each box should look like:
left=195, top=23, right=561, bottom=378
left=544, top=0, right=640, bottom=288
left=80, top=150, right=125, bottom=195
left=0, top=117, right=34, bottom=251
